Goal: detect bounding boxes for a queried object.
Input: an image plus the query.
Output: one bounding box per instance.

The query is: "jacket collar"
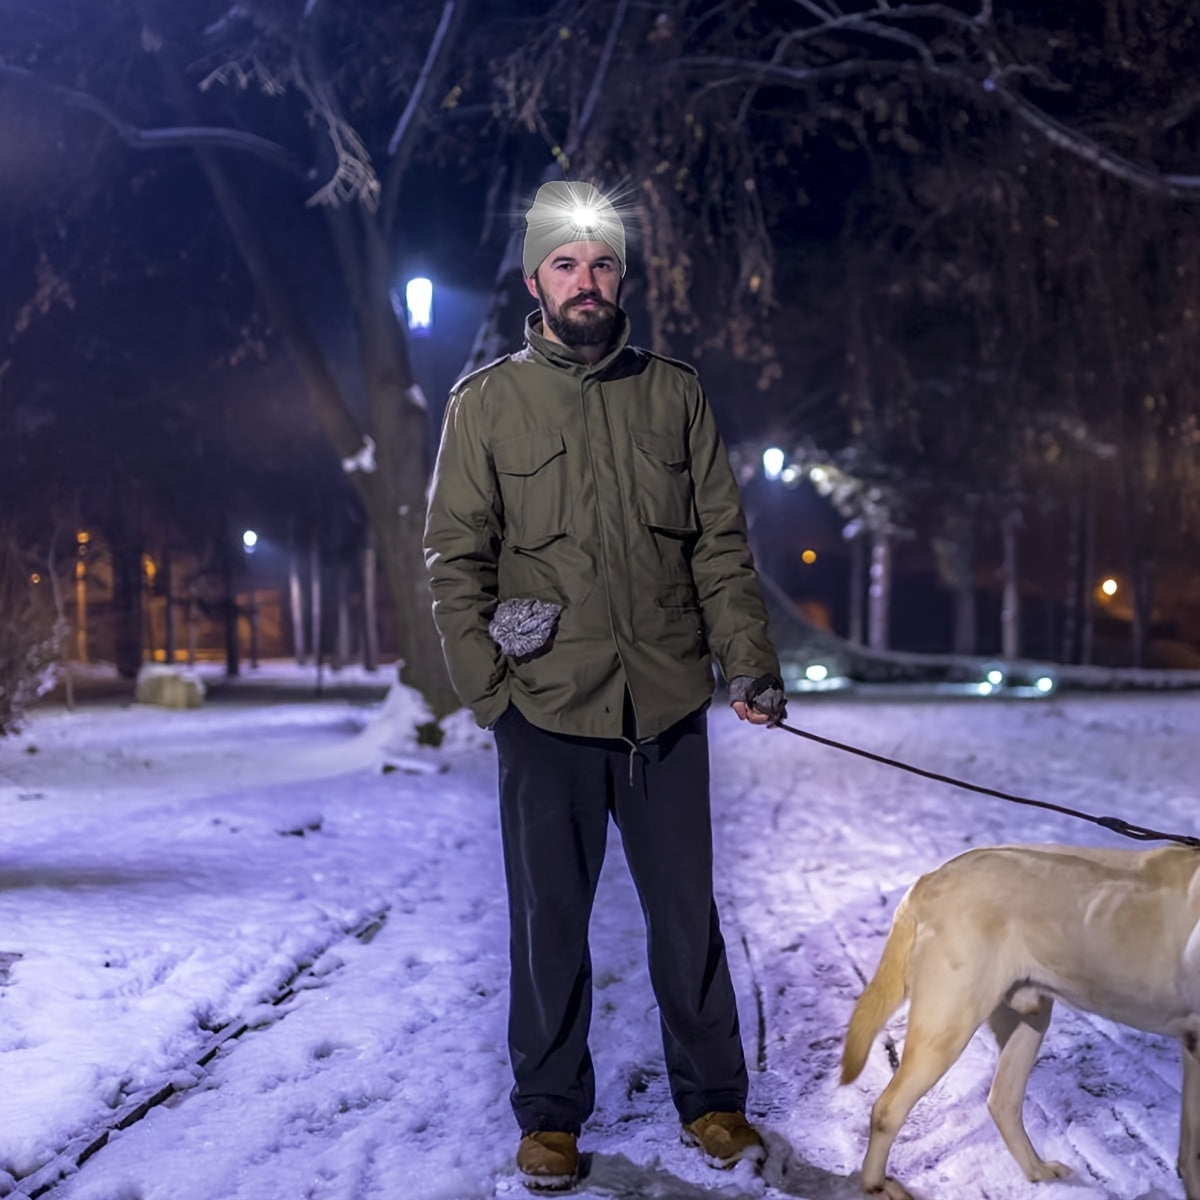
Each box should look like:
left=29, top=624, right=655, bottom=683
left=524, top=310, right=631, bottom=377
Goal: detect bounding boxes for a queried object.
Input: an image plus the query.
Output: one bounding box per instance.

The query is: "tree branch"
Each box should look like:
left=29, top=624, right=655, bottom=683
left=0, top=62, right=307, bottom=178
left=676, top=54, right=1200, bottom=201
left=562, top=0, right=631, bottom=164
left=386, top=1, right=457, bottom=159
left=381, top=0, right=461, bottom=229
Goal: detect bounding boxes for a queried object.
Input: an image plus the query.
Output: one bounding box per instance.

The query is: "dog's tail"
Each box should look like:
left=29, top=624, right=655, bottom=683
left=840, top=892, right=916, bottom=1084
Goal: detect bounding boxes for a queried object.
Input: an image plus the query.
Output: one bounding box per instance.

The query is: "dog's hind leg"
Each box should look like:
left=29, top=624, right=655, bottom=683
left=986, top=998, right=1070, bottom=1183
left=1179, top=1031, right=1200, bottom=1200
left=860, top=983, right=986, bottom=1200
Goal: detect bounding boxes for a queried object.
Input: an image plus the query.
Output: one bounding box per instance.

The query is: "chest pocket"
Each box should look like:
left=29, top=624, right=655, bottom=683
left=493, top=430, right=571, bottom=548
left=632, top=430, right=696, bottom=535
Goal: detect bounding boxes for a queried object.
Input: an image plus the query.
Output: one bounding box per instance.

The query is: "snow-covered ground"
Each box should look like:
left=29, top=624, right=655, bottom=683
left=1, top=663, right=1197, bottom=1200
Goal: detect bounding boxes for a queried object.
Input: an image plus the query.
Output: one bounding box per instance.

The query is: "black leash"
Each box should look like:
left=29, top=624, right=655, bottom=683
left=775, top=721, right=1200, bottom=849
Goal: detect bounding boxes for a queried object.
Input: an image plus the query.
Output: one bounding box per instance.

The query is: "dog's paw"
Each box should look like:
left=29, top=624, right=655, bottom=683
left=865, top=1177, right=915, bottom=1200
left=1027, top=1160, right=1071, bottom=1182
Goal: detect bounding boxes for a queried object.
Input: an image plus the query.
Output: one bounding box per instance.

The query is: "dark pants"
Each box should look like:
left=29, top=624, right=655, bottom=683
left=493, top=701, right=748, bottom=1135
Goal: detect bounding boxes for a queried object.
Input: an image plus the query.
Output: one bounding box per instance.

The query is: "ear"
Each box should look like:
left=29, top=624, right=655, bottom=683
left=524, top=272, right=539, bottom=300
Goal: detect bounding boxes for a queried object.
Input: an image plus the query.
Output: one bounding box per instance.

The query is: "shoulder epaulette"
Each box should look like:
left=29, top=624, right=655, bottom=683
left=449, top=353, right=513, bottom=396
left=630, top=346, right=699, bottom=377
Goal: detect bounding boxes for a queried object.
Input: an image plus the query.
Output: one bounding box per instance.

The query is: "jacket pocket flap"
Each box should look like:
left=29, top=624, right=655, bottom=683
left=631, top=429, right=687, bottom=469
left=493, top=430, right=566, bottom=476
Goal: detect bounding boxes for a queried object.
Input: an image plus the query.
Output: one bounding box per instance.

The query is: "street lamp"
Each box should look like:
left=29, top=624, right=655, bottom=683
left=404, top=277, right=434, bottom=334
left=242, top=530, right=259, bottom=667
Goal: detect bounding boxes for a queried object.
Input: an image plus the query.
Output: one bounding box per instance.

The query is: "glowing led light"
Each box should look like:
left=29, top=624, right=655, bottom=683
left=1100, top=577, right=1118, bottom=597
left=801, top=549, right=817, bottom=565
left=805, top=663, right=829, bottom=682
left=763, top=447, right=785, bottom=478
left=1035, top=675, right=1055, bottom=693
left=570, top=202, right=602, bottom=228
left=986, top=668, right=1004, bottom=686
left=242, top=530, right=258, bottom=551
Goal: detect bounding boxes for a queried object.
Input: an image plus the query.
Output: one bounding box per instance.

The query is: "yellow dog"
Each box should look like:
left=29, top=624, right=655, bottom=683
left=842, top=843, right=1200, bottom=1199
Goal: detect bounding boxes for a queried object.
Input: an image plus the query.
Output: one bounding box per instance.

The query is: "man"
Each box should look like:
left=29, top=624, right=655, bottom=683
left=423, top=180, right=785, bottom=1192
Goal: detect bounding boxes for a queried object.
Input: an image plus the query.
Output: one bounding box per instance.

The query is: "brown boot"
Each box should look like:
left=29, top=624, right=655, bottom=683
left=516, top=1130, right=579, bottom=1192
left=681, top=1110, right=765, bottom=1168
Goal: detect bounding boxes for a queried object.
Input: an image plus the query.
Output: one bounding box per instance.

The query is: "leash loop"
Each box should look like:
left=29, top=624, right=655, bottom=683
left=775, top=721, right=1200, bottom=849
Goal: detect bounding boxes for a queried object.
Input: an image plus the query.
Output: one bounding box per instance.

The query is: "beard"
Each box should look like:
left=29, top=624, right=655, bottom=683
left=535, top=278, right=620, bottom=349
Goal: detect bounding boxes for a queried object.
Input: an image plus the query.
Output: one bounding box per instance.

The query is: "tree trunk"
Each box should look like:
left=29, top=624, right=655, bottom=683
left=1000, top=509, right=1021, bottom=661
left=162, top=545, right=176, bottom=664
left=222, top=536, right=239, bottom=678
left=868, top=530, right=892, bottom=652
left=354, top=223, right=456, bottom=708
left=362, top=535, right=379, bottom=671
left=949, top=519, right=976, bottom=655
left=1079, top=482, right=1096, bottom=666
left=309, top=538, right=322, bottom=671
left=112, top=541, right=144, bottom=678
left=334, top=562, right=351, bottom=670
left=1123, top=465, right=1152, bottom=668
left=1061, top=490, right=1082, bottom=663
left=847, top=531, right=866, bottom=646
left=187, top=587, right=198, bottom=666
left=289, top=547, right=307, bottom=665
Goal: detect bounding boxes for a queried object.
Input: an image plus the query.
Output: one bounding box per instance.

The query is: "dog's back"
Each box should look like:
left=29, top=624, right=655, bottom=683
left=843, top=842, right=1200, bottom=1086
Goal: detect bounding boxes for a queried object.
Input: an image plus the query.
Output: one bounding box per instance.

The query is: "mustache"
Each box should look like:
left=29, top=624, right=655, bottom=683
left=567, top=292, right=612, bottom=309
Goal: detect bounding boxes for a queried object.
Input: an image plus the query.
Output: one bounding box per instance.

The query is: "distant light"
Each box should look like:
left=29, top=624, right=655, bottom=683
left=1100, top=577, right=1118, bottom=597
left=405, top=277, right=433, bottom=331
left=978, top=681, right=995, bottom=696
left=1035, top=675, right=1055, bottom=693
left=805, top=663, right=829, bottom=682
left=801, top=549, right=817, bottom=565
left=780, top=466, right=799, bottom=485
left=763, top=447, right=785, bottom=478
left=986, top=668, right=1004, bottom=687
left=30, top=572, right=42, bottom=584
left=76, top=530, right=90, bottom=545
left=242, top=530, right=258, bottom=551
left=809, top=466, right=827, bottom=484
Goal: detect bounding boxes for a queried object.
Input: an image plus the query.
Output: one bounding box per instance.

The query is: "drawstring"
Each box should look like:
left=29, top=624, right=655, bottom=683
left=620, top=736, right=647, bottom=787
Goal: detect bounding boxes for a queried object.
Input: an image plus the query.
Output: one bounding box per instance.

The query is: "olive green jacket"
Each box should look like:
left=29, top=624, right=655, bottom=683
left=423, top=311, right=780, bottom=738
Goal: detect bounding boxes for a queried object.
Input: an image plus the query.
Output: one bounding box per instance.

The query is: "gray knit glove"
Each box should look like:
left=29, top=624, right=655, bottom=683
left=489, top=597, right=563, bottom=658
left=729, top=673, right=787, bottom=724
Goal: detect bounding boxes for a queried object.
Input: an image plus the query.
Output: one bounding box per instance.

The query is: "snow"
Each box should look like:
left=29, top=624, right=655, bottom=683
left=1, top=662, right=1197, bottom=1200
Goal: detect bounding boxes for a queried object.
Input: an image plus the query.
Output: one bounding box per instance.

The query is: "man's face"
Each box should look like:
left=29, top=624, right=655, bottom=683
left=526, top=240, right=621, bottom=349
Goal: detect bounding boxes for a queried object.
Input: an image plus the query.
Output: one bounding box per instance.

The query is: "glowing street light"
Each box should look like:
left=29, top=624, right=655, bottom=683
left=242, top=530, right=258, bottom=554
left=1100, top=577, right=1118, bottom=597
left=405, top=277, right=433, bottom=333
left=762, top=447, right=785, bottom=479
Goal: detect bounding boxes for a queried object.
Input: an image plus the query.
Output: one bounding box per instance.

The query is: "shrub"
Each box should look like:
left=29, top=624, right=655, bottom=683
left=0, top=530, right=62, bottom=735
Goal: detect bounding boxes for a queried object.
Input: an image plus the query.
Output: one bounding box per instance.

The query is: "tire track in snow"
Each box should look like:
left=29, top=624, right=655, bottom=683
left=8, top=907, right=391, bottom=1200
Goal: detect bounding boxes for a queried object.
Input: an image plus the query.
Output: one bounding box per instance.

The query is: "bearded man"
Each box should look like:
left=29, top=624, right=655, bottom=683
left=423, top=180, right=785, bottom=1191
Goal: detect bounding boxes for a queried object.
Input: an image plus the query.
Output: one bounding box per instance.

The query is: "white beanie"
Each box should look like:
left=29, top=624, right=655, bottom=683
left=522, top=181, right=626, bottom=277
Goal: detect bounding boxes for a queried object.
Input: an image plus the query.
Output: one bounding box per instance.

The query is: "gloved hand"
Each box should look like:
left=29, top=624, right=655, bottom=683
left=728, top=673, right=787, bottom=725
